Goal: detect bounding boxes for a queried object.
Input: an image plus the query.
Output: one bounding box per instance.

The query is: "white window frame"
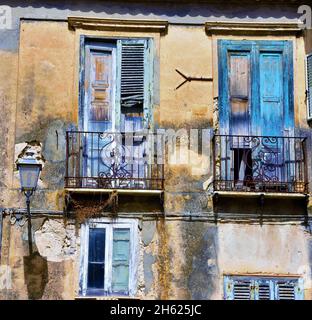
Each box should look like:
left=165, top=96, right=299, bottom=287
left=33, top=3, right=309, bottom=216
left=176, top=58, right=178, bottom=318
left=79, top=218, right=139, bottom=297
left=306, top=52, right=312, bottom=121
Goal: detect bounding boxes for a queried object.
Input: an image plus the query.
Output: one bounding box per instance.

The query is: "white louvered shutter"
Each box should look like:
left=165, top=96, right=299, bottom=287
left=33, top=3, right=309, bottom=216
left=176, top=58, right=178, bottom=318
left=224, top=277, right=255, bottom=300
left=233, top=280, right=253, bottom=300
left=307, top=53, right=312, bottom=120
left=276, top=280, right=296, bottom=300
left=224, top=276, right=304, bottom=300
left=257, top=280, right=271, bottom=300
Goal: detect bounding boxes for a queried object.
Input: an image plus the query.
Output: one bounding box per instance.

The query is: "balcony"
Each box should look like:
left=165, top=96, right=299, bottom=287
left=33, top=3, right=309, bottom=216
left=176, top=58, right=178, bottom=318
left=65, top=131, right=164, bottom=191
left=213, top=135, right=308, bottom=194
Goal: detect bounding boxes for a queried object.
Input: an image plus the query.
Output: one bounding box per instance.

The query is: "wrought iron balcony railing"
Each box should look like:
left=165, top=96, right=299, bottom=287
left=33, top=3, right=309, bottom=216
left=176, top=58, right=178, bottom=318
left=213, top=135, right=308, bottom=193
left=65, top=131, right=164, bottom=190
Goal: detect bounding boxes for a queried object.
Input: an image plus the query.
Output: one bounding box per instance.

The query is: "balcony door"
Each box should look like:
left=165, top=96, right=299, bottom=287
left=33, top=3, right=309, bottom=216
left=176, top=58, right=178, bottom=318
left=83, top=41, right=116, bottom=187
left=81, top=38, right=152, bottom=189
left=218, top=40, right=294, bottom=190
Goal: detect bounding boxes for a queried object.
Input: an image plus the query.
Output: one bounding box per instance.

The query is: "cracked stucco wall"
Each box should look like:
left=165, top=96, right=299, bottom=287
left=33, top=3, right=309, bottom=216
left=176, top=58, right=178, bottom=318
left=0, top=1, right=311, bottom=300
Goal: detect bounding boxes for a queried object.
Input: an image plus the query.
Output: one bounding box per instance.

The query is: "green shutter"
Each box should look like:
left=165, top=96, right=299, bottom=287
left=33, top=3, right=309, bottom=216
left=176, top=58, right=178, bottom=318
left=307, top=54, right=312, bottom=119
left=112, top=228, right=130, bottom=294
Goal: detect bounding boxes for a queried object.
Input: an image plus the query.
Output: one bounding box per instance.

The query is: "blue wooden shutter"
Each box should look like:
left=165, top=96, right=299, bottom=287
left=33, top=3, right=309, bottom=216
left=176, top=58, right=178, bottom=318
left=254, top=279, right=272, bottom=300
left=259, top=52, right=284, bottom=137
left=87, top=228, right=106, bottom=290
left=307, top=54, right=312, bottom=120
left=85, top=43, right=116, bottom=132
left=219, top=40, right=293, bottom=136
left=224, top=276, right=255, bottom=300
left=294, top=278, right=304, bottom=300
left=224, top=276, right=234, bottom=300
left=225, top=276, right=304, bottom=300
left=112, top=228, right=130, bottom=294
left=228, top=52, right=251, bottom=137
left=83, top=43, right=116, bottom=186
left=276, top=279, right=304, bottom=300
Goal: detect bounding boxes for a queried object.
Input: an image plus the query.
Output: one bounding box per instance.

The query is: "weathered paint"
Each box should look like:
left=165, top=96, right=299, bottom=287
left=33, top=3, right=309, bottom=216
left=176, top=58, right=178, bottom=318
left=219, top=40, right=294, bottom=136
left=0, top=1, right=311, bottom=300
left=224, top=275, right=304, bottom=300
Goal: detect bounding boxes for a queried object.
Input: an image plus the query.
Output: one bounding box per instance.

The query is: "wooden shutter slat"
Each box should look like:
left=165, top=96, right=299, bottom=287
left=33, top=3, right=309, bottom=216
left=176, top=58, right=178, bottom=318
left=258, top=283, right=270, bottom=300
left=233, top=281, right=252, bottom=300
left=225, top=276, right=303, bottom=300
left=277, top=281, right=296, bottom=300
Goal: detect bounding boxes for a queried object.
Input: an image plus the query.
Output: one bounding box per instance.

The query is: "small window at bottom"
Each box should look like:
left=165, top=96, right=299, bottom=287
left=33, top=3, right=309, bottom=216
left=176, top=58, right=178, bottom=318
left=80, top=219, right=138, bottom=297
left=224, top=275, right=304, bottom=300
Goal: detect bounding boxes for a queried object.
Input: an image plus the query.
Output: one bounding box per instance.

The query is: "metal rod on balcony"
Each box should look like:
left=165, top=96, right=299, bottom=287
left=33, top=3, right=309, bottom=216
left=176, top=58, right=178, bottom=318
left=65, top=131, right=164, bottom=191
left=213, top=134, right=308, bottom=194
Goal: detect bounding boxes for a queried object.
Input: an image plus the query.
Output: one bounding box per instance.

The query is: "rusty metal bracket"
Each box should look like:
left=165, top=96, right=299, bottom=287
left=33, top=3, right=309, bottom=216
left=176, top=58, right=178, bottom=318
left=175, top=69, right=213, bottom=90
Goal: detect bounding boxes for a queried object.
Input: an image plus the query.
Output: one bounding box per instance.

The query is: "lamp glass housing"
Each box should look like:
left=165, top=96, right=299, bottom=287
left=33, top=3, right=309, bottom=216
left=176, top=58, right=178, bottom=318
left=18, top=163, right=41, bottom=191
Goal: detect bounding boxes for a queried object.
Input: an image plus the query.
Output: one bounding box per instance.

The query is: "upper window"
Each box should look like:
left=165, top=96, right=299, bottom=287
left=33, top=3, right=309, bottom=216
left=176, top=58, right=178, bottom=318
left=224, top=275, right=304, bottom=300
left=82, top=38, right=153, bottom=133
left=79, top=219, right=139, bottom=297
left=218, top=40, right=294, bottom=137
left=306, top=53, right=312, bottom=120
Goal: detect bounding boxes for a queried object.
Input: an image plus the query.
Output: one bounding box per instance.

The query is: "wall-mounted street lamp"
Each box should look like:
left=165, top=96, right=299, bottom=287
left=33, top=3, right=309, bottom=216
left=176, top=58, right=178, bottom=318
left=17, top=151, right=42, bottom=253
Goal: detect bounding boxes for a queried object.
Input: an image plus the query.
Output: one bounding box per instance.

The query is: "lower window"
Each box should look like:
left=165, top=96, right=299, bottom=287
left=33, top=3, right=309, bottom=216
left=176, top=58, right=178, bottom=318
left=79, top=218, right=138, bottom=297
left=224, top=275, right=304, bottom=300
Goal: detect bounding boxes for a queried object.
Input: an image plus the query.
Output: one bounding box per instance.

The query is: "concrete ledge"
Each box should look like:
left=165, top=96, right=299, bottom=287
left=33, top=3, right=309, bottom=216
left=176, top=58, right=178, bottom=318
left=213, top=191, right=308, bottom=199
left=205, top=21, right=303, bottom=35
left=65, top=188, right=163, bottom=195
left=68, top=17, right=168, bottom=34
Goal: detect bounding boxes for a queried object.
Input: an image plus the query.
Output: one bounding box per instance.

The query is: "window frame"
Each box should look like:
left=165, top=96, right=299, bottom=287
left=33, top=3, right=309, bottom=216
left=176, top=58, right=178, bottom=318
left=79, top=35, right=154, bottom=133
left=79, top=218, right=139, bottom=297
left=218, top=40, right=294, bottom=137
left=306, top=52, right=312, bottom=121
left=224, top=275, right=304, bottom=300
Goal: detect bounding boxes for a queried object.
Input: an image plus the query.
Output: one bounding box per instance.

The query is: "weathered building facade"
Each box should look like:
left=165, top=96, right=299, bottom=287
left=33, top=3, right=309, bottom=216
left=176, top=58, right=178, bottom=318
left=0, top=0, right=312, bottom=300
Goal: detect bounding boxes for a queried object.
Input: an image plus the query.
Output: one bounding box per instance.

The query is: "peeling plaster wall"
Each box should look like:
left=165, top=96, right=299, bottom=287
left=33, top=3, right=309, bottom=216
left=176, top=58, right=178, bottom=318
left=0, top=0, right=312, bottom=300
left=305, top=30, right=312, bottom=54
left=3, top=217, right=309, bottom=300
left=0, top=50, right=18, bottom=192
left=218, top=223, right=312, bottom=299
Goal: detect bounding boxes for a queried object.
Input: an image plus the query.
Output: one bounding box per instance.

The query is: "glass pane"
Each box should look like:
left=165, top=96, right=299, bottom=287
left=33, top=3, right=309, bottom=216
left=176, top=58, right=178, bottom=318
left=87, top=263, right=105, bottom=289
left=87, top=228, right=105, bottom=289
left=19, top=165, right=40, bottom=190
left=88, top=228, right=105, bottom=262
